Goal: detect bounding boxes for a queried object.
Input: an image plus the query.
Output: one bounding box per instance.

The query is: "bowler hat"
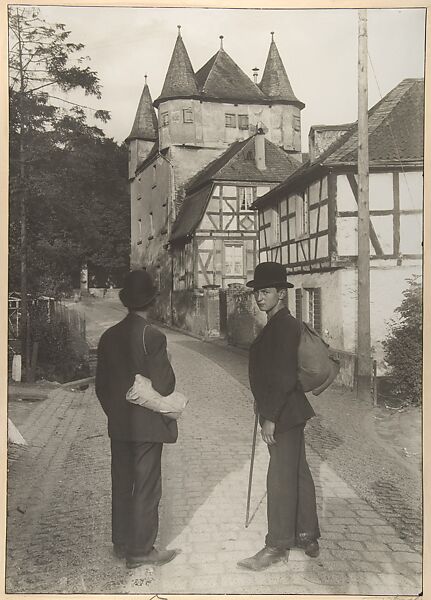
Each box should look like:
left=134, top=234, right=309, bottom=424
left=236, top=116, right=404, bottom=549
left=119, top=270, right=158, bottom=309
left=246, top=262, right=294, bottom=290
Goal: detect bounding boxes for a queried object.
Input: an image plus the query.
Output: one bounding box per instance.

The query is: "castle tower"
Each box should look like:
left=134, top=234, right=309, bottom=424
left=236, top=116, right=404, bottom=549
left=126, top=76, right=158, bottom=180
left=153, top=26, right=200, bottom=151
left=259, top=32, right=304, bottom=153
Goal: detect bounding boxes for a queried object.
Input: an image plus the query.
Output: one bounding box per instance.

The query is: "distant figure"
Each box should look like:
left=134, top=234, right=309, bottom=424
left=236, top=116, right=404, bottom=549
left=238, top=262, right=320, bottom=571
left=95, top=270, right=179, bottom=569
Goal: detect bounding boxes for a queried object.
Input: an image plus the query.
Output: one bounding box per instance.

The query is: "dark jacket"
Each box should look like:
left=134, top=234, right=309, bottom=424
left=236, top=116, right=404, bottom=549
left=95, top=312, right=177, bottom=443
left=249, top=307, right=315, bottom=433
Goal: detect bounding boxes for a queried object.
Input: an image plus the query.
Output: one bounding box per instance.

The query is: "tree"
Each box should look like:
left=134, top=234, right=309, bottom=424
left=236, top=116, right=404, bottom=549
left=382, top=276, right=423, bottom=404
left=8, top=6, right=111, bottom=376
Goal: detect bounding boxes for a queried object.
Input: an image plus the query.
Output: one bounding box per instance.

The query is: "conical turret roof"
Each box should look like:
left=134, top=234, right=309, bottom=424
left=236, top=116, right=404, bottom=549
left=126, top=79, right=158, bottom=142
left=196, top=47, right=266, bottom=104
left=154, top=27, right=199, bottom=107
left=259, top=34, right=304, bottom=109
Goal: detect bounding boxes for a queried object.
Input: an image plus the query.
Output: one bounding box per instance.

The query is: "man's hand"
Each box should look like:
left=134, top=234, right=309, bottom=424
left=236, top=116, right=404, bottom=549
left=261, top=420, right=276, bottom=445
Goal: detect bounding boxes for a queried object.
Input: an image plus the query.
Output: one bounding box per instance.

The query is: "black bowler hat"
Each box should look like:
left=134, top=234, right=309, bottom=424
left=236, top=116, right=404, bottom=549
left=119, top=270, right=158, bottom=309
left=246, top=262, right=294, bottom=290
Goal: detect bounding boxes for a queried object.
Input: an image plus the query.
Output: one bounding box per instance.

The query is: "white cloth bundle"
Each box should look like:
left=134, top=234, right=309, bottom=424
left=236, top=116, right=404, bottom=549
left=126, top=374, right=188, bottom=420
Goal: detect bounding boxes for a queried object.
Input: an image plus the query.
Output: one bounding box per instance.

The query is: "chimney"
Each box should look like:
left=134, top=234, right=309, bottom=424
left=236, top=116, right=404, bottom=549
left=255, top=128, right=266, bottom=170
left=252, top=67, right=259, bottom=84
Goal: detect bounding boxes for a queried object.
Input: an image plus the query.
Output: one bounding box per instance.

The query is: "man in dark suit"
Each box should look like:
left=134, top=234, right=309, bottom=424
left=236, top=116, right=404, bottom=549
left=96, top=270, right=179, bottom=569
left=238, top=262, right=320, bottom=571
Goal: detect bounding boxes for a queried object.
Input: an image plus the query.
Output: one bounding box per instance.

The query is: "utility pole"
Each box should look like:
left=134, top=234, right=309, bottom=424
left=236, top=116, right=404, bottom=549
left=16, top=8, right=31, bottom=379
left=357, top=9, right=372, bottom=401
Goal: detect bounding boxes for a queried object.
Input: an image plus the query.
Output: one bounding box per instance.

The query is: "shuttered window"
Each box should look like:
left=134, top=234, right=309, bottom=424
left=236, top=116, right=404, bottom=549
left=305, top=287, right=322, bottom=333
left=295, top=289, right=303, bottom=321
left=225, top=113, right=236, bottom=128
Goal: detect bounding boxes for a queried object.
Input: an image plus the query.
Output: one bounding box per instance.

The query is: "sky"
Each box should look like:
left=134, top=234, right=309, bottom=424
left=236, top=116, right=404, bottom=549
left=35, top=6, right=426, bottom=152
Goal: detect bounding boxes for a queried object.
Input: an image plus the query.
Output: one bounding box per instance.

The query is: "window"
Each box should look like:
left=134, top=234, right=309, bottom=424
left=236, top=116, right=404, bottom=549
left=183, top=108, right=193, bottom=123
left=152, top=164, right=157, bottom=186
left=293, top=115, right=301, bottom=132
left=295, top=289, right=303, bottom=321
left=137, top=219, right=142, bottom=244
left=225, top=244, right=244, bottom=276
left=238, top=187, right=255, bottom=211
left=238, top=114, right=249, bottom=130
left=161, top=112, right=169, bottom=127
left=149, top=213, right=154, bottom=238
left=295, top=191, right=309, bottom=237
left=269, top=206, right=280, bottom=246
left=304, top=288, right=322, bottom=333
left=225, top=113, right=236, bottom=128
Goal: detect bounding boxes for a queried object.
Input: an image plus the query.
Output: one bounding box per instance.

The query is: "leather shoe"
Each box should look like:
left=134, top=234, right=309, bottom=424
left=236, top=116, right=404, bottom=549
left=113, top=544, right=126, bottom=559
left=126, top=547, right=178, bottom=569
left=304, top=540, right=320, bottom=558
left=237, top=546, right=287, bottom=571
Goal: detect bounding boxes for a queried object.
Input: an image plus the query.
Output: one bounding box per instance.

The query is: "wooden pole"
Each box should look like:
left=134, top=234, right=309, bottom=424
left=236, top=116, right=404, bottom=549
left=245, top=412, right=259, bottom=528
left=357, top=9, right=372, bottom=402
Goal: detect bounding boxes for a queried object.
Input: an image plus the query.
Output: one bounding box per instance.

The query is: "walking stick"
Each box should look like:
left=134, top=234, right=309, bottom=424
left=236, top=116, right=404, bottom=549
left=245, top=412, right=259, bottom=528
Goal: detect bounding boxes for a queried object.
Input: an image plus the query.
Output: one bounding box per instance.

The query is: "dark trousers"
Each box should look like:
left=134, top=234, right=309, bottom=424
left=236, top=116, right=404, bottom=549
left=265, top=423, right=320, bottom=550
left=110, top=439, right=163, bottom=556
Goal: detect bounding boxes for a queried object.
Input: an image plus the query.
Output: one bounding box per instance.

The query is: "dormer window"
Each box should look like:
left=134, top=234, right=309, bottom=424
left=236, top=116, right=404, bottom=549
left=225, top=113, right=236, bottom=128
left=183, top=108, right=193, bottom=123
left=238, top=115, right=249, bottom=130
left=161, top=112, right=169, bottom=127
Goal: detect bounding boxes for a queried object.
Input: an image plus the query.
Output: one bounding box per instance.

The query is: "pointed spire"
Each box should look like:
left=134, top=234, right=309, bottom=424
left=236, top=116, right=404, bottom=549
left=154, top=27, right=198, bottom=107
left=259, top=32, right=304, bottom=108
left=126, top=78, right=158, bottom=142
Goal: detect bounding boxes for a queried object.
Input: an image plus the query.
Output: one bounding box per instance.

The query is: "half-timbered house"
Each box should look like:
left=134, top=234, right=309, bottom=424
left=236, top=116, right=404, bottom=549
left=252, top=78, right=424, bottom=367
left=169, top=131, right=300, bottom=289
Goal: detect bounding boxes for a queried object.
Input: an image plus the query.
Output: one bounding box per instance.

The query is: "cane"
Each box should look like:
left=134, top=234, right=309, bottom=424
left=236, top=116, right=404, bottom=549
left=245, top=412, right=259, bottom=528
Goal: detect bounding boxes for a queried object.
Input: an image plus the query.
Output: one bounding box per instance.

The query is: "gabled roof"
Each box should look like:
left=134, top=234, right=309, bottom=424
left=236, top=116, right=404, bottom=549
left=186, top=135, right=301, bottom=193
left=170, top=134, right=301, bottom=243
left=196, top=48, right=266, bottom=104
left=153, top=28, right=199, bottom=107
left=170, top=184, right=212, bottom=243
left=325, top=78, right=424, bottom=166
left=253, top=78, right=424, bottom=208
left=259, top=35, right=304, bottom=109
left=126, top=81, right=158, bottom=142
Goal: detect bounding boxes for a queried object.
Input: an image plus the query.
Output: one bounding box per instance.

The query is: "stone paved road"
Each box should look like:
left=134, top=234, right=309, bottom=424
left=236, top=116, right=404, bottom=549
left=6, top=308, right=423, bottom=595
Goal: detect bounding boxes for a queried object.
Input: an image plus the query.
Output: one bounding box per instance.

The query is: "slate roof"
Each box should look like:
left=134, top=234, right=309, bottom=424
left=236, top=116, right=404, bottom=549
left=126, top=82, right=158, bottom=142
left=170, top=135, right=301, bottom=243
left=325, top=78, right=424, bottom=166
left=154, top=31, right=302, bottom=107
left=153, top=30, right=199, bottom=107
left=196, top=49, right=266, bottom=104
left=259, top=37, right=304, bottom=108
left=170, top=184, right=212, bottom=243
left=253, top=78, right=424, bottom=208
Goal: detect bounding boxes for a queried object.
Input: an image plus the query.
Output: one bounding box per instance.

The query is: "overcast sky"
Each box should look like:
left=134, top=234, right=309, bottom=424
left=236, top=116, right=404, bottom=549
left=37, top=6, right=426, bottom=151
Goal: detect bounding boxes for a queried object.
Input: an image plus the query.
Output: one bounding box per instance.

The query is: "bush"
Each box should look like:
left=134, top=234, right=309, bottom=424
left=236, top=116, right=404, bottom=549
left=382, top=276, right=423, bottom=404
left=31, top=314, right=90, bottom=383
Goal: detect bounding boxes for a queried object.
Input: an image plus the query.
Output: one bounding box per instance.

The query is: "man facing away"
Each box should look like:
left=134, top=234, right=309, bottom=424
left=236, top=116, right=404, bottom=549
left=95, top=269, right=179, bottom=569
left=238, top=262, right=320, bottom=571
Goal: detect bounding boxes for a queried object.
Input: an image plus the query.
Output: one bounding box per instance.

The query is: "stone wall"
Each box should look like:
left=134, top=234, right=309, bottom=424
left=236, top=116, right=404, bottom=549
left=170, top=287, right=220, bottom=339
left=225, top=284, right=266, bottom=348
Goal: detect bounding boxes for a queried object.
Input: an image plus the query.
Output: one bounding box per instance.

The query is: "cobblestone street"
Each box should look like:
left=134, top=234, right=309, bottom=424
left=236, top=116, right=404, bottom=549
left=6, top=299, right=423, bottom=595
